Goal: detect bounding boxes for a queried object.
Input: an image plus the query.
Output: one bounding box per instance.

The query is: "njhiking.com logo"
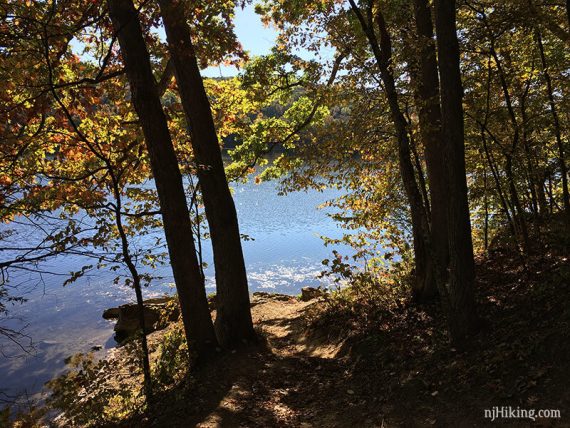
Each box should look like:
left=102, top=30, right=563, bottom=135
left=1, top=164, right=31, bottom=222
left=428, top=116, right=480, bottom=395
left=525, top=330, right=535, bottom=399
left=484, top=406, right=561, bottom=422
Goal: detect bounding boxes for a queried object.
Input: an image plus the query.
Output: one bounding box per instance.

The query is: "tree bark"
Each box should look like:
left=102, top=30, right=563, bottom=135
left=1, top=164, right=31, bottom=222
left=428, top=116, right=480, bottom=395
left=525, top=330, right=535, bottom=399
left=158, top=0, right=256, bottom=347
left=412, top=0, right=449, bottom=294
left=108, top=0, right=218, bottom=358
left=434, top=0, right=479, bottom=342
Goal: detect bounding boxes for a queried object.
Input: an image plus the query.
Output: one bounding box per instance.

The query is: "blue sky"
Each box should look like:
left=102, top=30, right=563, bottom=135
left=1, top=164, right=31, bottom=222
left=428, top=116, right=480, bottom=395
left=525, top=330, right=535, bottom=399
left=71, top=5, right=276, bottom=77
left=201, top=5, right=277, bottom=78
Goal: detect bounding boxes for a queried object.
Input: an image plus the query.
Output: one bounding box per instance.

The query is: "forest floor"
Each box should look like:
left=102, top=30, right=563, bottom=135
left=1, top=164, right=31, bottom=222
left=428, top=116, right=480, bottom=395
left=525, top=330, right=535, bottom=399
left=134, top=239, right=568, bottom=427
left=37, top=220, right=570, bottom=428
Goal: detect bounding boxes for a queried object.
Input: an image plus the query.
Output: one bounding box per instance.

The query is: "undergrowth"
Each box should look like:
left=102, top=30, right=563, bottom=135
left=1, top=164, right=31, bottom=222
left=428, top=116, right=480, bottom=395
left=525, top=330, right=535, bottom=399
left=311, top=253, right=415, bottom=336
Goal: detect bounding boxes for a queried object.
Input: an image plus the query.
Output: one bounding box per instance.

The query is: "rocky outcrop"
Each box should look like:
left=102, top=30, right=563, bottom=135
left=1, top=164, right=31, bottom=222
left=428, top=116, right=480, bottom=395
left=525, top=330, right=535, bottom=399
left=250, top=292, right=296, bottom=307
left=103, top=297, right=178, bottom=343
left=300, top=287, right=325, bottom=302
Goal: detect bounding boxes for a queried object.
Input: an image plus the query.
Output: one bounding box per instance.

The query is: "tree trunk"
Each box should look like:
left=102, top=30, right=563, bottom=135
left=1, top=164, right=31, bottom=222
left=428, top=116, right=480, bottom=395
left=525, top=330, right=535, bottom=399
left=481, top=127, right=516, bottom=237
left=108, top=0, right=218, bottom=358
left=348, top=0, right=434, bottom=302
left=483, top=162, right=489, bottom=252
left=434, top=0, right=479, bottom=342
left=489, top=43, right=530, bottom=252
left=412, top=0, right=449, bottom=292
left=537, top=176, right=549, bottom=215
left=158, top=0, right=255, bottom=347
left=111, top=172, right=153, bottom=402
left=521, top=102, right=539, bottom=219
left=408, top=118, right=432, bottom=218
left=536, top=29, right=570, bottom=219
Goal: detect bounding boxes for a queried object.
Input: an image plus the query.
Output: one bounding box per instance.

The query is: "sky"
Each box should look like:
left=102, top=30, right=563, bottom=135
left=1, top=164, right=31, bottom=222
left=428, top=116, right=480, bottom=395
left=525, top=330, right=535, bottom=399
left=201, top=5, right=277, bottom=78
left=70, top=5, right=276, bottom=78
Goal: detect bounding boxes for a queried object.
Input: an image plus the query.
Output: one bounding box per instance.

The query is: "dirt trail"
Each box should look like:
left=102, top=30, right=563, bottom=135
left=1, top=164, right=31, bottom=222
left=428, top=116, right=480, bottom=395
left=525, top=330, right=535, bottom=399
left=154, top=293, right=378, bottom=428
left=143, top=245, right=570, bottom=428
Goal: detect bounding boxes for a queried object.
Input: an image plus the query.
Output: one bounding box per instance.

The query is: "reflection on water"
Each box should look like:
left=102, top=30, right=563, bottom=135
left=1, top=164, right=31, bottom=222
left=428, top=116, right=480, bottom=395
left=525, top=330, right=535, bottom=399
left=0, top=178, right=349, bottom=400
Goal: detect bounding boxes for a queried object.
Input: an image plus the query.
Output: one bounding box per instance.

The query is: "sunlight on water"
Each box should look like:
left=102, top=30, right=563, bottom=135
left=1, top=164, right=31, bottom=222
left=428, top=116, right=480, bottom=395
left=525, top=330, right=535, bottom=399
left=0, top=178, right=350, bottom=400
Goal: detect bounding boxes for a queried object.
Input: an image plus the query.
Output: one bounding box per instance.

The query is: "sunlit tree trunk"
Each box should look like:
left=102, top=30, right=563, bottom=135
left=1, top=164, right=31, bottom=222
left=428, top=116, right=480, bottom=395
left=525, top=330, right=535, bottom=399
left=108, top=0, right=218, bottom=359
left=434, top=0, right=479, bottom=342
left=158, top=0, right=256, bottom=347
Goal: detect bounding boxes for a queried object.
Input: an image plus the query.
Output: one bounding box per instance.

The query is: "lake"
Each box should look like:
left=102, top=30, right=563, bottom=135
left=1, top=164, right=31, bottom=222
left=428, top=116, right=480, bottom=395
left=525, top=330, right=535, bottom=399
left=0, top=177, right=349, bottom=403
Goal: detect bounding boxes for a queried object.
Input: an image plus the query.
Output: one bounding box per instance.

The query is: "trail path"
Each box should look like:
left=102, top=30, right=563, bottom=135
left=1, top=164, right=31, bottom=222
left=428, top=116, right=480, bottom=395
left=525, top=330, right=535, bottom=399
left=164, top=293, right=380, bottom=428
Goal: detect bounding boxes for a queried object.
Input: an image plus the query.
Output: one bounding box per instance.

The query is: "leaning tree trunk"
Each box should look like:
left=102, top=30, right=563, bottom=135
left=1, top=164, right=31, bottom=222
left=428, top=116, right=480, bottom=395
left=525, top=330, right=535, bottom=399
left=108, top=0, right=218, bottom=359
left=434, top=0, right=479, bottom=343
left=412, top=0, right=449, bottom=293
left=489, top=43, right=530, bottom=252
left=348, top=0, right=434, bottom=302
left=158, top=0, right=255, bottom=347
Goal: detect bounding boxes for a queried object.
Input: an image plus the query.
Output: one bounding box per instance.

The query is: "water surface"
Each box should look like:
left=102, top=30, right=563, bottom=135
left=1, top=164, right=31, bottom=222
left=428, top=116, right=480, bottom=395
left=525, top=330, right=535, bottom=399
left=0, top=178, right=348, bottom=400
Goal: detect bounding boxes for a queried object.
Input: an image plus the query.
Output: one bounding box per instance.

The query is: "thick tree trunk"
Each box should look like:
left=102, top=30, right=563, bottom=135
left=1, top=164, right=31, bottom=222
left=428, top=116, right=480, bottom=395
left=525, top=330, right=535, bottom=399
left=434, top=0, right=479, bottom=342
left=412, top=0, right=449, bottom=293
left=158, top=0, right=255, bottom=347
left=108, top=0, right=218, bottom=358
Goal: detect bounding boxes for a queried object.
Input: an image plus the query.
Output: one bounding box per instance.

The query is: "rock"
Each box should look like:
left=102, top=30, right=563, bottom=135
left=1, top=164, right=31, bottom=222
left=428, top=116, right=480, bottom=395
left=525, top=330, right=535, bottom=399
left=102, top=307, right=120, bottom=320
left=250, top=292, right=296, bottom=307
left=300, top=287, right=324, bottom=301
left=103, top=296, right=178, bottom=343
